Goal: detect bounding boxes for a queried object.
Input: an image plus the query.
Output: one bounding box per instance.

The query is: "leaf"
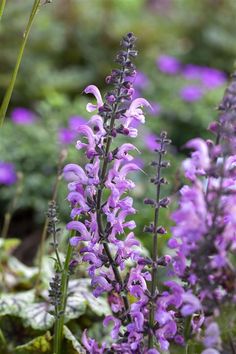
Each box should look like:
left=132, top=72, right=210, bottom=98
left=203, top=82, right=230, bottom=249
left=83, top=292, right=110, bottom=316
left=0, top=290, right=35, bottom=317
left=0, top=238, right=21, bottom=254
left=63, top=326, right=86, bottom=354
left=65, top=293, right=87, bottom=321
left=7, top=256, right=38, bottom=281
left=21, top=302, right=55, bottom=330
left=15, top=331, right=52, bottom=353
left=67, top=279, right=110, bottom=317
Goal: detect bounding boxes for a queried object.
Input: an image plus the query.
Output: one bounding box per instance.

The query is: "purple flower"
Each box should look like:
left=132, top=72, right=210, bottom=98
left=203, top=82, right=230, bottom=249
left=149, top=102, right=161, bottom=116
left=144, top=133, right=160, bottom=151
left=183, top=64, right=226, bottom=89
left=179, top=85, right=203, bottom=102
left=134, top=71, right=150, bottom=90
left=156, top=55, right=181, bottom=75
left=69, top=115, right=87, bottom=130
left=58, top=128, right=76, bottom=145
left=0, top=162, right=17, bottom=185
left=203, top=322, right=221, bottom=349
left=84, top=85, right=103, bottom=112
left=11, top=107, right=37, bottom=125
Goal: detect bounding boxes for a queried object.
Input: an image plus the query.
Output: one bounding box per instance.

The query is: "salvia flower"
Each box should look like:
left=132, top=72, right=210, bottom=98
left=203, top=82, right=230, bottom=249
left=0, top=161, right=17, bottom=185
left=169, top=72, right=236, bottom=349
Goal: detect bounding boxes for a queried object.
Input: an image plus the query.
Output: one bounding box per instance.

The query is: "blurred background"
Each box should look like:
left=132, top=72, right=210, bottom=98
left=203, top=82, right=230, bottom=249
left=1, top=0, right=236, bottom=263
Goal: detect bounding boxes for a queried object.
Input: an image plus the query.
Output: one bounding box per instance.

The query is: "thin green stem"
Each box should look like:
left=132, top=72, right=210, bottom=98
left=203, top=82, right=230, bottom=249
left=35, top=149, right=66, bottom=293
left=53, top=233, right=74, bottom=354
left=0, top=0, right=6, bottom=21
left=0, top=0, right=41, bottom=126
left=148, top=137, right=165, bottom=349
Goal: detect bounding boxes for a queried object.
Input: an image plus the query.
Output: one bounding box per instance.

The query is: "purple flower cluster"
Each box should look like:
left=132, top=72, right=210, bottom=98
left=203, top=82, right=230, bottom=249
left=168, top=73, right=236, bottom=351
left=63, top=34, right=203, bottom=353
left=156, top=55, right=227, bottom=103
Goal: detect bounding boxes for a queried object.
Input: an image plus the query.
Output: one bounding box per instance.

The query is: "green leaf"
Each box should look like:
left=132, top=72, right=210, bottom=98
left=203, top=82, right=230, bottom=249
left=67, top=279, right=110, bottom=316
left=84, top=292, right=110, bottom=316
left=65, top=293, right=86, bottom=321
left=63, top=326, right=86, bottom=354
left=21, top=302, right=55, bottom=330
left=15, top=331, right=52, bottom=353
left=0, top=290, right=35, bottom=317
left=0, top=238, right=21, bottom=254
left=7, top=256, right=38, bottom=281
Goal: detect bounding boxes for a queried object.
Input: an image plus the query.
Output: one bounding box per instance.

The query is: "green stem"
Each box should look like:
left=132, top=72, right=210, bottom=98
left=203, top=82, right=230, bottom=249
left=148, top=137, right=165, bottom=348
left=0, top=0, right=41, bottom=126
left=53, top=230, right=75, bottom=354
left=0, top=0, right=6, bottom=21
left=35, top=151, right=63, bottom=293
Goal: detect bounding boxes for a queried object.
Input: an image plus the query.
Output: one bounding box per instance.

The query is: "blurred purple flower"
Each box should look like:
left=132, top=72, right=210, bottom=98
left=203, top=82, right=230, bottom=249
left=134, top=71, right=150, bottom=90
left=201, top=68, right=226, bottom=89
left=157, top=55, right=181, bottom=75
left=0, top=162, right=17, bottom=185
left=149, top=102, right=161, bottom=116
left=69, top=116, right=87, bottom=131
left=11, top=107, right=37, bottom=125
left=58, top=128, right=76, bottom=145
left=144, top=133, right=160, bottom=151
left=183, top=65, right=226, bottom=89
left=180, top=85, right=203, bottom=102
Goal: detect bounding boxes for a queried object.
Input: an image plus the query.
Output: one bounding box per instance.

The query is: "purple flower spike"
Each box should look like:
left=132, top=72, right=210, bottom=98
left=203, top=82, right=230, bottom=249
left=156, top=55, right=181, bottom=75
left=0, top=162, right=17, bottom=185
left=11, top=107, right=37, bottom=125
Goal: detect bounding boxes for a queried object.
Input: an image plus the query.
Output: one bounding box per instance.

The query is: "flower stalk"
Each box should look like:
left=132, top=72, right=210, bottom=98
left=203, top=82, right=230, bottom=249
left=147, top=132, right=170, bottom=348
left=0, top=0, right=49, bottom=126
left=53, top=237, right=74, bottom=354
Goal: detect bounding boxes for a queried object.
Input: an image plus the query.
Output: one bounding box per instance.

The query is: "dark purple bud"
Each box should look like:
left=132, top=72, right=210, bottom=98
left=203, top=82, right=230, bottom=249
left=143, top=224, right=154, bottom=233
left=208, top=121, right=219, bottom=134
left=108, top=152, right=113, bottom=162
left=123, top=81, right=132, bottom=89
left=160, top=131, right=167, bottom=139
left=159, top=197, right=170, bottom=208
left=144, top=198, right=156, bottom=206
left=156, top=226, right=167, bottom=234
left=106, top=94, right=116, bottom=104
left=123, top=128, right=130, bottom=135
left=164, top=138, right=172, bottom=144
left=160, top=161, right=170, bottom=168
left=157, top=255, right=172, bottom=266
left=137, top=257, right=152, bottom=266
left=111, top=128, right=117, bottom=137
left=105, top=75, right=112, bottom=84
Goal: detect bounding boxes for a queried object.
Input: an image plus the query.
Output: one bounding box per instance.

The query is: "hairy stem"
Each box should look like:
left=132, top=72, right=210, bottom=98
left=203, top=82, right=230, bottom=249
left=0, top=0, right=41, bottom=126
left=95, top=71, right=131, bottom=317
left=148, top=137, right=165, bottom=348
